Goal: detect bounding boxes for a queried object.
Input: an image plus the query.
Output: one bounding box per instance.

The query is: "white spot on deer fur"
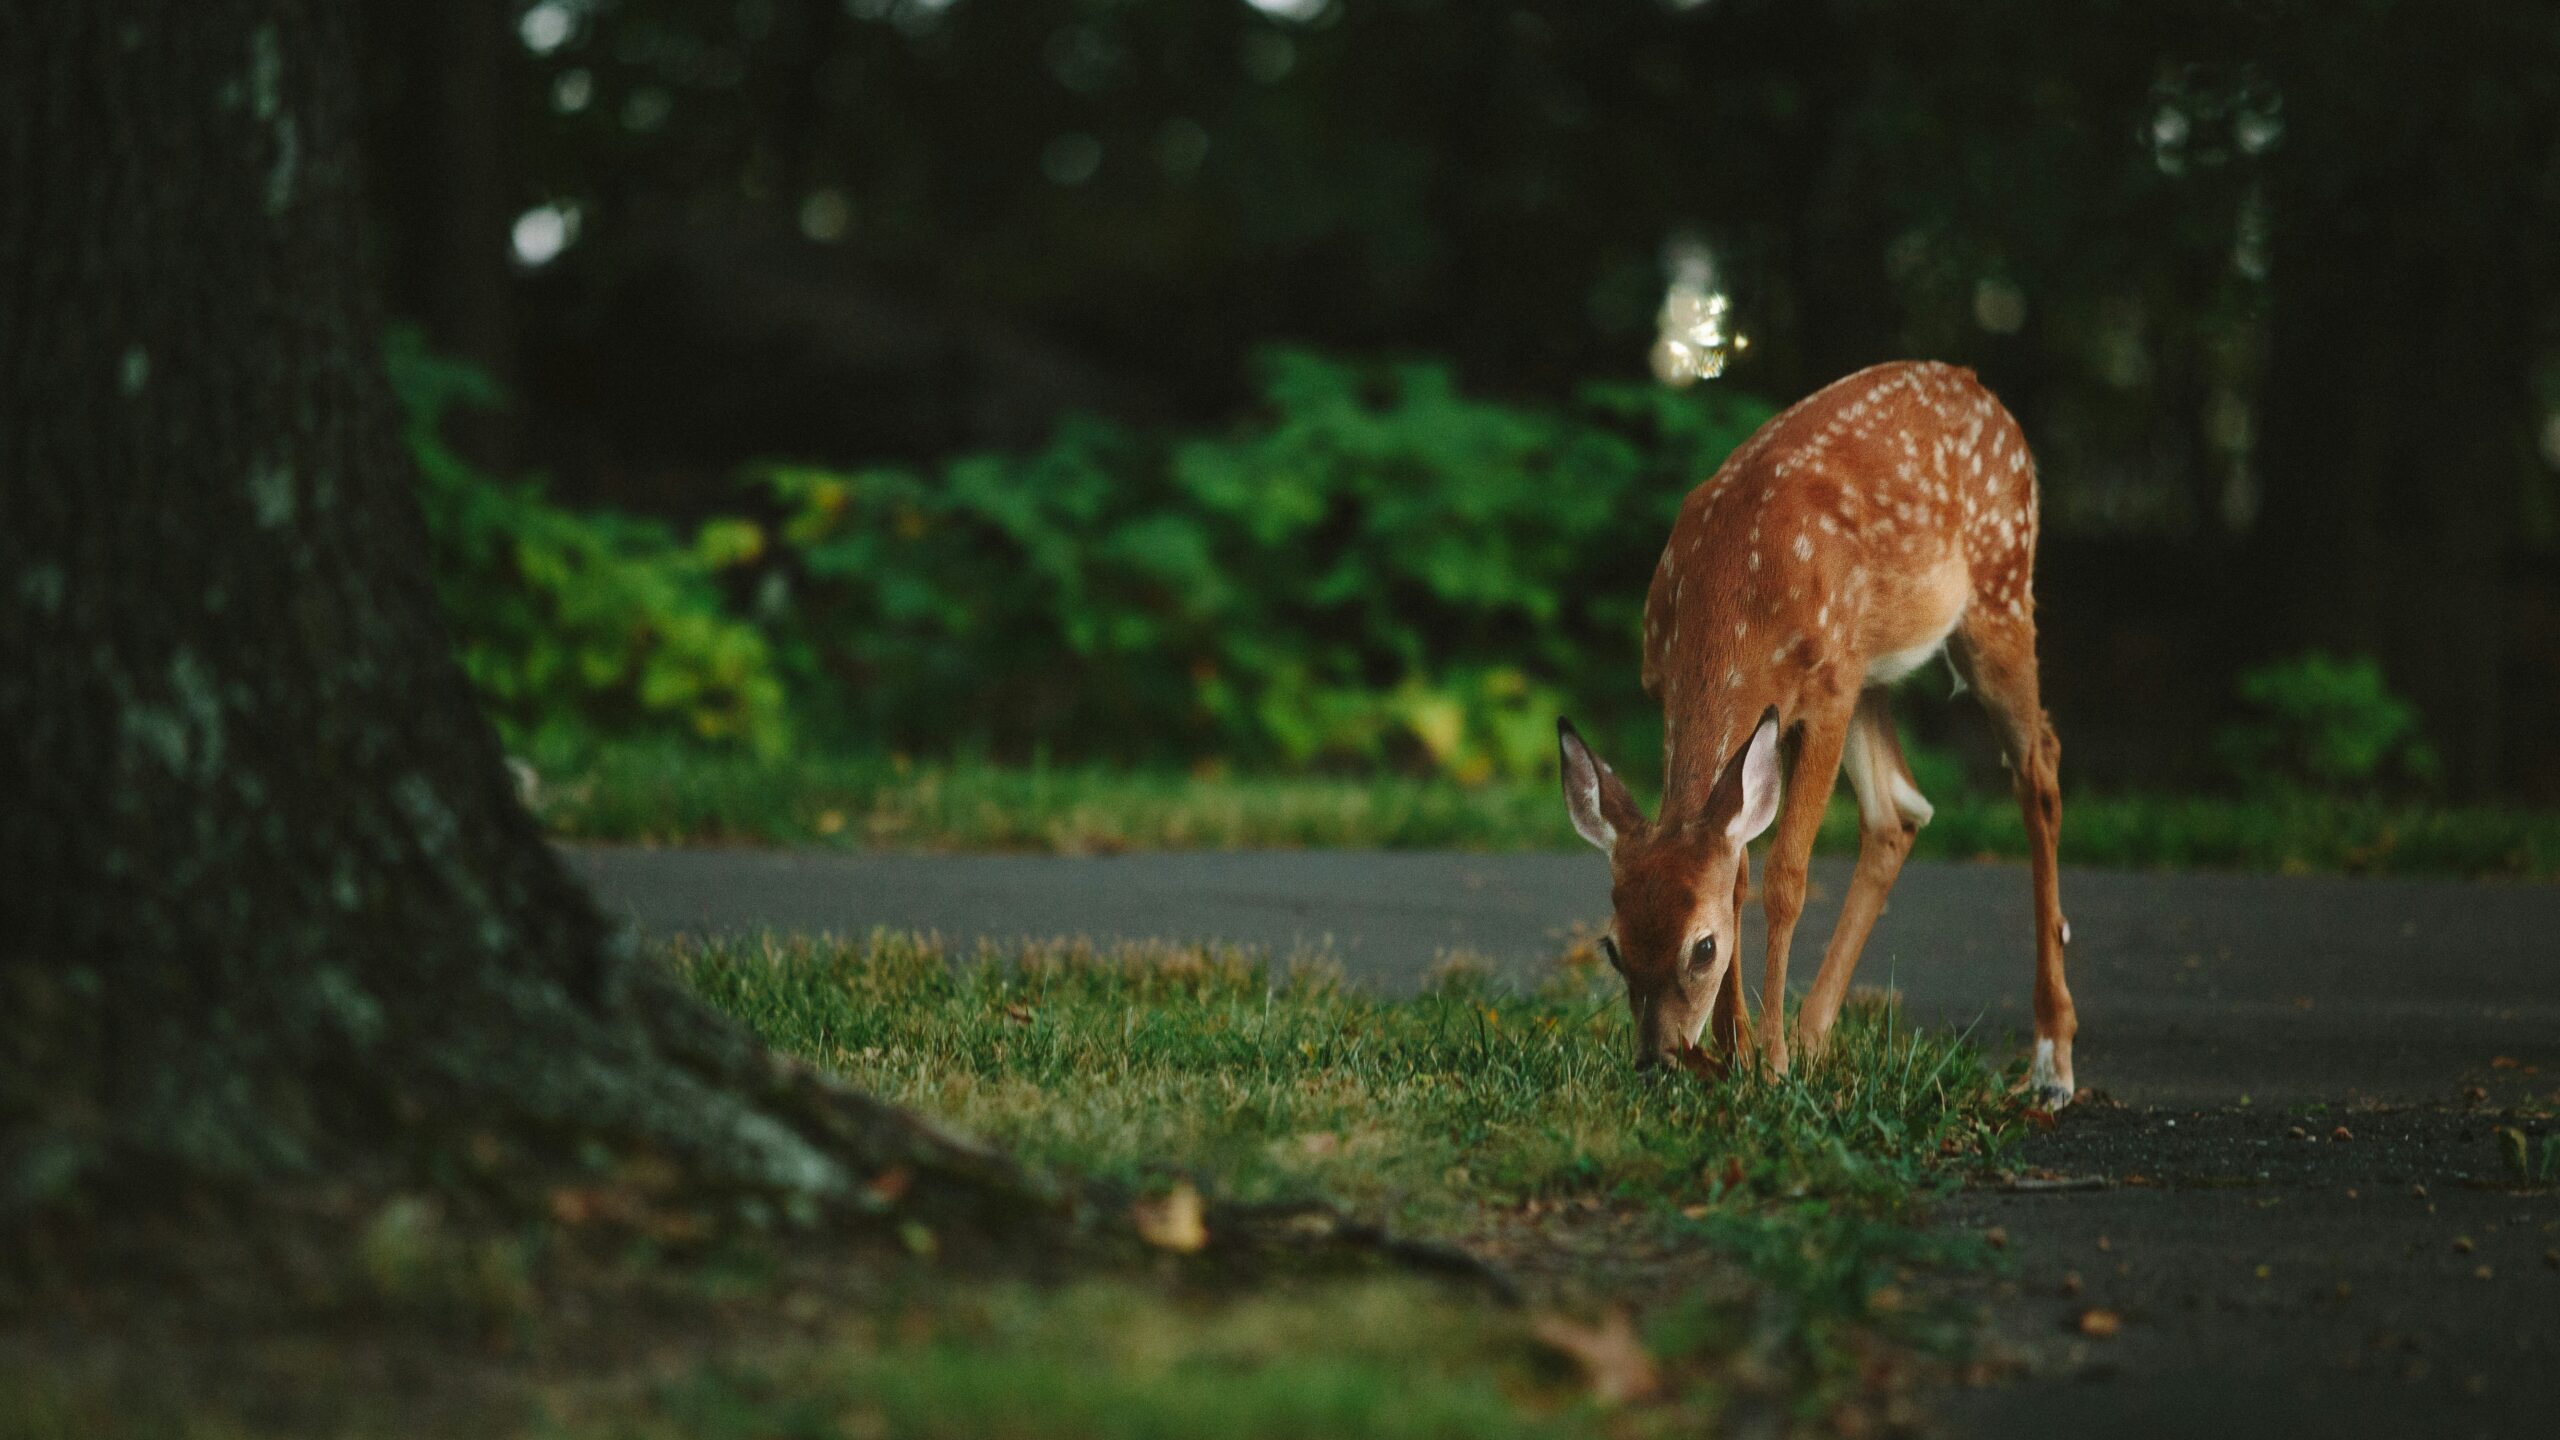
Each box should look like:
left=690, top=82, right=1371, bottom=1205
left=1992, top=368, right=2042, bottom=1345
left=2010, top=449, right=2027, bottom=473
left=1818, top=515, right=1838, bottom=534
left=1792, top=533, right=1813, bottom=561
left=1747, top=552, right=1761, bottom=572
left=1726, top=668, right=1744, bottom=689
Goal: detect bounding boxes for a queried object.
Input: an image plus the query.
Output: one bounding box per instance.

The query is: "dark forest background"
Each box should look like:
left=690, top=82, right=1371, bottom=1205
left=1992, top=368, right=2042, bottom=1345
left=357, top=0, right=2560, bottom=801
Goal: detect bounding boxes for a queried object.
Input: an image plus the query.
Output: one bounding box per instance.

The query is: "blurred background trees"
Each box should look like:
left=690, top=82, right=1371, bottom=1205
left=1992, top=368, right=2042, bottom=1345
left=354, top=0, right=2560, bottom=800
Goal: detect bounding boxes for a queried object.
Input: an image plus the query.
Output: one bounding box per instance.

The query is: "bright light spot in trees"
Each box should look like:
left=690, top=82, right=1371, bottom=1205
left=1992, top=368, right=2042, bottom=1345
left=2541, top=413, right=2560, bottom=472
left=512, top=203, right=580, bottom=267
left=1651, top=236, right=1744, bottom=386
left=2236, top=111, right=2283, bottom=154
left=519, top=1, right=577, bottom=55
left=1244, top=0, right=1332, bottom=21
left=552, top=68, right=593, bottom=114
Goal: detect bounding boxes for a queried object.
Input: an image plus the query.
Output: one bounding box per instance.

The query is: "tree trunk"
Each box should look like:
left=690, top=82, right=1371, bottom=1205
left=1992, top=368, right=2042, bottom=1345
left=0, top=0, right=1006, bottom=1220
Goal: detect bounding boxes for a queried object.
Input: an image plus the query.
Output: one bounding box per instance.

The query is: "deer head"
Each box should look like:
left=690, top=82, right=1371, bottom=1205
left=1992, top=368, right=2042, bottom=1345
left=1557, top=708, right=1782, bottom=1071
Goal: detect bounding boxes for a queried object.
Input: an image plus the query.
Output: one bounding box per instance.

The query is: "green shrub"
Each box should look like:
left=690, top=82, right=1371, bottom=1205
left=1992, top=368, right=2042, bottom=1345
left=389, top=330, right=790, bottom=757
left=750, top=351, right=1772, bottom=779
left=2213, top=651, right=2438, bottom=795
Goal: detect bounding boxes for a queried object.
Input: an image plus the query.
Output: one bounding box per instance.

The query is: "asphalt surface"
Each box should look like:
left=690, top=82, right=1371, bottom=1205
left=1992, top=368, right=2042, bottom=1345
left=568, top=845, right=2560, bottom=1435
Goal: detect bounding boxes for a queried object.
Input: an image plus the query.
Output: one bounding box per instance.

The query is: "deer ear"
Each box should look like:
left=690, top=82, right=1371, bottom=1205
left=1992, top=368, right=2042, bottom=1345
left=1558, top=718, right=1645, bottom=854
left=1712, top=706, right=1784, bottom=845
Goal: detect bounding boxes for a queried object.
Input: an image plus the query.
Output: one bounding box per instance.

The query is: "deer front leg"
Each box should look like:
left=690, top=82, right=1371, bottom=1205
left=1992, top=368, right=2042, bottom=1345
left=1796, top=689, right=1928, bottom=1058
left=1756, top=696, right=1853, bottom=1076
left=1708, top=859, right=1753, bottom=1061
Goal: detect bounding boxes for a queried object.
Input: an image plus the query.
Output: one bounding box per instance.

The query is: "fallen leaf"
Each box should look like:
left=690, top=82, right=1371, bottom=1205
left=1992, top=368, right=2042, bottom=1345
left=867, top=1167, right=912, bottom=1207
left=1132, top=1182, right=1209, bottom=1254
left=2077, top=1308, right=2122, bottom=1338
left=1531, top=1309, right=1659, bottom=1405
left=2331, top=1126, right=2355, bottom=1142
left=2453, top=1235, right=2475, bottom=1254
left=2490, top=1056, right=2519, bottom=1069
left=1003, top=1003, right=1035, bottom=1026
left=2060, top=1271, right=2083, bottom=1297
left=1984, top=1226, right=2009, bottom=1250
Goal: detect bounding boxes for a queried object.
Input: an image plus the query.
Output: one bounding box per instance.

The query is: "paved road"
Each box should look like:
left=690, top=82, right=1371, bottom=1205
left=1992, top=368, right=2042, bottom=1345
left=569, top=846, right=2560, bottom=1105
left=568, top=846, right=2560, bottom=1435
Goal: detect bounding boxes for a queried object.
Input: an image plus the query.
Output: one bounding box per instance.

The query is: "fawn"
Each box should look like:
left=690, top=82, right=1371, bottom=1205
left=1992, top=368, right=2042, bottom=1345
left=1558, top=360, right=2077, bottom=1108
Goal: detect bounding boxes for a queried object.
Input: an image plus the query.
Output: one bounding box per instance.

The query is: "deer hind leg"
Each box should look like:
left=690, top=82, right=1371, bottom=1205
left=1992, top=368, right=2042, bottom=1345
left=1795, top=688, right=1929, bottom=1060
left=1954, top=611, right=2078, bottom=1108
left=1756, top=689, right=1855, bottom=1077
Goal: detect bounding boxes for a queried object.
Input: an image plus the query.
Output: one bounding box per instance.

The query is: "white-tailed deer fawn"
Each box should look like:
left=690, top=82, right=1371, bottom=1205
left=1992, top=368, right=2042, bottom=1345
left=1559, top=360, right=2077, bottom=1108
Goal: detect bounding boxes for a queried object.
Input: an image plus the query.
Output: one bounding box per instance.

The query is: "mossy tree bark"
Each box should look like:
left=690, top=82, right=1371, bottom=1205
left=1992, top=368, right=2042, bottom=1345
left=0, top=0, right=1030, bottom=1225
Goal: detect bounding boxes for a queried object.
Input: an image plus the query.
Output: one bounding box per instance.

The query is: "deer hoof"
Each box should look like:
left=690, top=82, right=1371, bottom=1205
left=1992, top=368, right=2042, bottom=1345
left=2020, top=1037, right=2075, bottom=1111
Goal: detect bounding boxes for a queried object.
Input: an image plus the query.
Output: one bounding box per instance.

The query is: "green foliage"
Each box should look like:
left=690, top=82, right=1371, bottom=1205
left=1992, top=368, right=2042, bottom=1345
left=389, top=329, right=789, bottom=757
left=2213, top=652, right=2439, bottom=795
left=749, top=351, right=1773, bottom=779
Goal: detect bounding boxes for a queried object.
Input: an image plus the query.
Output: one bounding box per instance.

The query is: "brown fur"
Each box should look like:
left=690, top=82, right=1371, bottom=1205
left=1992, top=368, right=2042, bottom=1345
left=1577, top=361, right=2079, bottom=1098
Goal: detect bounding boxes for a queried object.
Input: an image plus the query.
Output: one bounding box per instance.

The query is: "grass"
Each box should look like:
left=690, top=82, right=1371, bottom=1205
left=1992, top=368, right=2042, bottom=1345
left=4, top=934, right=2024, bottom=1437
left=613, top=933, right=2028, bottom=1437
left=533, top=743, right=2560, bottom=879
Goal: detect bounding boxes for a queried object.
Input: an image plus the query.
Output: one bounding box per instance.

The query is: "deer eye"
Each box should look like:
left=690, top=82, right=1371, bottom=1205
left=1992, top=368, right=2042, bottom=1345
left=1599, top=935, right=1625, bottom=971
left=1689, top=934, right=1717, bottom=972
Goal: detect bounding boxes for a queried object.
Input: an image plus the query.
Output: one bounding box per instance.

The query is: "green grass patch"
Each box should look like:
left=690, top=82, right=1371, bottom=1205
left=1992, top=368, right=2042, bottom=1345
left=536, top=744, right=2560, bottom=878
left=633, top=933, right=2023, bottom=1435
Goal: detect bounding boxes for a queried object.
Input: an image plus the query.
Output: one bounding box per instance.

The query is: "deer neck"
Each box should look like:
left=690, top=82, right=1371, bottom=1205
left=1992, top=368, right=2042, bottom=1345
left=1658, top=645, right=1788, bottom=829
